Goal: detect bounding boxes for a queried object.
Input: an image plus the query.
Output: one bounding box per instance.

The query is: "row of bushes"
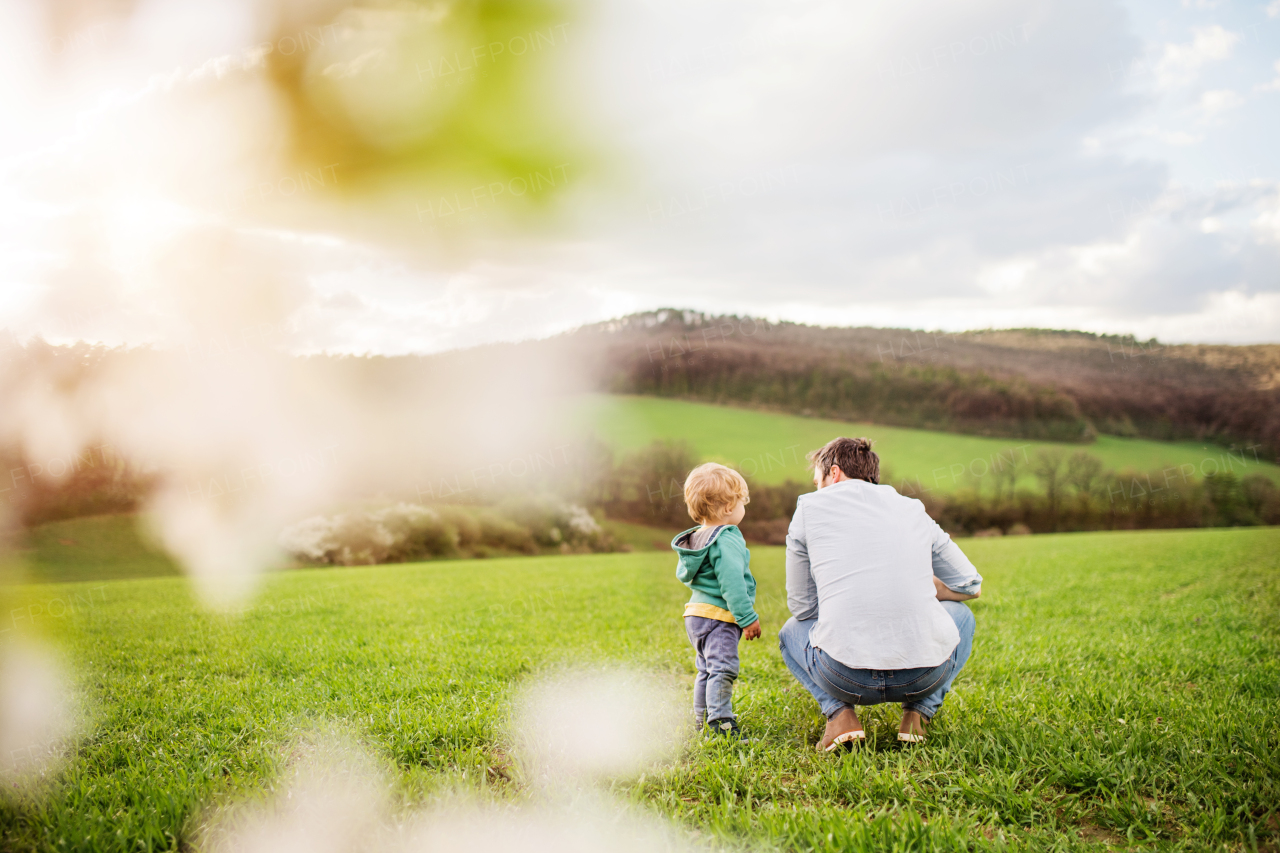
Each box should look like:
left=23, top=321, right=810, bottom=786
left=277, top=497, right=615, bottom=566
left=592, top=441, right=1280, bottom=540
left=919, top=470, right=1280, bottom=535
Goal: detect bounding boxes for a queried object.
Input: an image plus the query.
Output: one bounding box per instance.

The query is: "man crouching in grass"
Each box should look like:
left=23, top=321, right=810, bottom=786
left=779, top=437, right=982, bottom=751
left=672, top=463, right=762, bottom=739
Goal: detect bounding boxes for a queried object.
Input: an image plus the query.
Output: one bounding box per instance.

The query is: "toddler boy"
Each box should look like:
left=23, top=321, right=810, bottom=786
left=671, top=463, right=761, bottom=737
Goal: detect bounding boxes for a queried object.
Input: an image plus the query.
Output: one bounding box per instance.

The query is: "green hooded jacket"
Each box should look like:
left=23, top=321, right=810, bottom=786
left=671, top=525, right=759, bottom=628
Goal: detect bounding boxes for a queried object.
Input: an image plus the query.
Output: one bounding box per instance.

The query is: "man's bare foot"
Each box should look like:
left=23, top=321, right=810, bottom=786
left=819, top=707, right=865, bottom=752
left=898, top=710, right=928, bottom=743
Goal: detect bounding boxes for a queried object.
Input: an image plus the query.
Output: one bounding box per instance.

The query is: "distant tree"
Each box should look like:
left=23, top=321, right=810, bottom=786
left=989, top=455, right=1018, bottom=505
left=1032, top=449, right=1068, bottom=530
left=1241, top=474, right=1280, bottom=525
left=615, top=440, right=698, bottom=525
left=1066, top=451, right=1104, bottom=513
left=1204, top=472, right=1249, bottom=526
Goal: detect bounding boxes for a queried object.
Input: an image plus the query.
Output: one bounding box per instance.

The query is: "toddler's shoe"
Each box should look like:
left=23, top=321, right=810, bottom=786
left=706, top=717, right=743, bottom=739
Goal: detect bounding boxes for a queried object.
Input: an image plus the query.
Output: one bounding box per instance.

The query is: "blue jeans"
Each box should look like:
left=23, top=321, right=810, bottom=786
left=686, top=616, right=742, bottom=722
left=778, top=601, right=975, bottom=720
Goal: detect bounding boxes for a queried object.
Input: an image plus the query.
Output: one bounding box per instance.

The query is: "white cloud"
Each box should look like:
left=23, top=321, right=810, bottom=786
left=1197, top=87, right=1245, bottom=119
left=1269, top=0, right=1280, bottom=18
left=1142, top=125, right=1205, bottom=145
left=0, top=0, right=1277, bottom=355
left=1148, top=290, right=1280, bottom=342
left=1255, top=59, right=1280, bottom=93
left=1154, top=25, right=1238, bottom=89
left=1254, top=191, right=1280, bottom=244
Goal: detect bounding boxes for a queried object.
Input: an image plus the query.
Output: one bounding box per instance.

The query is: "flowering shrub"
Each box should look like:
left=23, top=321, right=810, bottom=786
left=279, top=498, right=611, bottom=567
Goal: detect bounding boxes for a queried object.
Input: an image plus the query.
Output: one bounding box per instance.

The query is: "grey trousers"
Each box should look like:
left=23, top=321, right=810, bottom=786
left=685, top=615, right=742, bottom=722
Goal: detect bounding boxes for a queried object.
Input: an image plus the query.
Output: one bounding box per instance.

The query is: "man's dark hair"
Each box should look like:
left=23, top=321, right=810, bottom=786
left=806, top=437, right=880, bottom=484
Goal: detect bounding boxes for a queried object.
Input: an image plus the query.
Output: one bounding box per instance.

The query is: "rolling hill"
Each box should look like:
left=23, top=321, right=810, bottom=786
left=575, top=394, right=1280, bottom=491
left=551, top=310, right=1280, bottom=460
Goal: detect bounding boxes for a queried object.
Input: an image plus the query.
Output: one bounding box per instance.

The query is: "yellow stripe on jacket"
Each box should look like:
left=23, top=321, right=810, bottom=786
left=683, top=602, right=737, bottom=624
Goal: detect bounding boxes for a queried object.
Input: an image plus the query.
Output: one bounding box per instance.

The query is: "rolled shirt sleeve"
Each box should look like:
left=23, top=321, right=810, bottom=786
left=929, top=517, right=983, bottom=595
left=786, top=500, right=819, bottom=620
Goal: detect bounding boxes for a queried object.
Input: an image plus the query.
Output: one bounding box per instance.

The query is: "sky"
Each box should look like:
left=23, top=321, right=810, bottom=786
left=1, top=0, right=1278, bottom=354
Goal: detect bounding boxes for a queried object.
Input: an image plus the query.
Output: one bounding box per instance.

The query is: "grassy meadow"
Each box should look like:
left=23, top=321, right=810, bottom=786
left=3, top=514, right=183, bottom=585
left=575, top=395, right=1280, bottom=491
left=0, top=526, right=1276, bottom=851
left=0, top=514, right=682, bottom=586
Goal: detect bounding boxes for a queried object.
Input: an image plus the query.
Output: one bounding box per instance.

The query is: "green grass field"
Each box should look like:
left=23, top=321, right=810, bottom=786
left=0, top=514, right=182, bottom=585
left=0, top=514, right=680, bottom=586
left=1, top=526, right=1276, bottom=851
left=575, top=395, right=1280, bottom=491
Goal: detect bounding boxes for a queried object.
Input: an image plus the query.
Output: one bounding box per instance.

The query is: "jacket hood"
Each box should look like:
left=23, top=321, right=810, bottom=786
left=671, top=525, right=732, bottom=583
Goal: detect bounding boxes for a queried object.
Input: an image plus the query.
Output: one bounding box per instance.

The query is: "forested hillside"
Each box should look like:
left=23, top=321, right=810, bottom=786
left=553, top=310, right=1280, bottom=460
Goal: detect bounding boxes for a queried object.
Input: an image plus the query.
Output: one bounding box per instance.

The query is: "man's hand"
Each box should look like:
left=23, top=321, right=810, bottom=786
left=933, top=576, right=980, bottom=602
left=743, top=620, right=762, bottom=640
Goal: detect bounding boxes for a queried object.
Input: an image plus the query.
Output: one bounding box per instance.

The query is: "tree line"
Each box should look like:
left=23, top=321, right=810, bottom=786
left=580, top=441, right=1280, bottom=543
